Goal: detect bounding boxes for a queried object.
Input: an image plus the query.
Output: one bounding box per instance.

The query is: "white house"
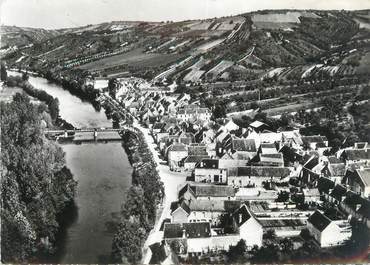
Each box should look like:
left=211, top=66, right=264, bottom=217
left=178, top=183, right=236, bottom=201
left=167, top=143, right=188, bottom=170
left=233, top=204, right=263, bottom=248
left=194, top=159, right=227, bottom=184
left=170, top=200, right=241, bottom=227
left=307, top=211, right=352, bottom=248
left=227, top=166, right=292, bottom=188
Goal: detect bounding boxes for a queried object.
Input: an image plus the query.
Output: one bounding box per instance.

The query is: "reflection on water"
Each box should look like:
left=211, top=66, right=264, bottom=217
left=8, top=71, right=111, bottom=128
left=7, top=72, right=132, bottom=263
left=56, top=143, right=132, bottom=264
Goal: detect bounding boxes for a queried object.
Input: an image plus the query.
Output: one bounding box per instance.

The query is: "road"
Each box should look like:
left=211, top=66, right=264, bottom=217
left=102, top=93, right=188, bottom=264
left=133, top=121, right=187, bottom=264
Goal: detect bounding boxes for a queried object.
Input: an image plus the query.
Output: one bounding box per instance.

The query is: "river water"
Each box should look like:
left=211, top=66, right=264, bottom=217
left=9, top=72, right=132, bottom=263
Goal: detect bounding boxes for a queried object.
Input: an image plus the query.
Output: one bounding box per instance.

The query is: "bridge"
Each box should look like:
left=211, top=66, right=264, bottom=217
left=45, top=125, right=138, bottom=143
left=44, top=127, right=123, bottom=134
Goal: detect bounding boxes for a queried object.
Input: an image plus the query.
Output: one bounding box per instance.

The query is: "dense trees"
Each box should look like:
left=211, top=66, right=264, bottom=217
left=1, top=93, right=77, bottom=262
left=6, top=75, right=60, bottom=121
left=112, top=130, right=164, bottom=263
left=1, top=63, right=7, bottom=81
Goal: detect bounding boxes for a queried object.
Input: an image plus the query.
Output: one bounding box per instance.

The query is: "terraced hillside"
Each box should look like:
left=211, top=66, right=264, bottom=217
left=2, top=10, right=370, bottom=84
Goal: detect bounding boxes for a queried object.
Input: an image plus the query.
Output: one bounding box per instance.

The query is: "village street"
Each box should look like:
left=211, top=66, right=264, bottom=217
left=132, top=120, right=188, bottom=264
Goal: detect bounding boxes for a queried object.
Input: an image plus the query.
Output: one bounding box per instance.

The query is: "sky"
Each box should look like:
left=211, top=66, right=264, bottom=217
left=1, top=0, right=369, bottom=29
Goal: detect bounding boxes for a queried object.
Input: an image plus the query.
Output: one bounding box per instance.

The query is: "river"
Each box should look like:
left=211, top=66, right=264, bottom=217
left=9, top=72, right=132, bottom=263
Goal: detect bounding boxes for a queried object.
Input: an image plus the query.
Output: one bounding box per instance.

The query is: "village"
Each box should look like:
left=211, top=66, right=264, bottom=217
left=96, top=76, right=370, bottom=263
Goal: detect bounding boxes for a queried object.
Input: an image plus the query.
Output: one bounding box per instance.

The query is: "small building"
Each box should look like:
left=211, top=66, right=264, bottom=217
left=340, top=148, right=370, bottom=165
left=248, top=121, right=271, bottom=134
left=307, top=210, right=352, bottom=248
left=342, top=168, right=370, bottom=198
left=170, top=199, right=241, bottom=227
left=302, top=188, right=321, bottom=204
left=220, top=137, right=258, bottom=161
left=301, top=135, right=328, bottom=150
left=179, top=183, right=236, bottom=201
left=167, top=143, right=188, bottom=170
left=227, top=166, right=292, bottom=188
left=183, top=155, right=210, bottom=171
left=232, top=204, right=263, bottom=248
left=259, top=219, right=306, bottom=238
left=194, top=159, right=227, bottom=184
left=258, top=153, right=284, bottom=167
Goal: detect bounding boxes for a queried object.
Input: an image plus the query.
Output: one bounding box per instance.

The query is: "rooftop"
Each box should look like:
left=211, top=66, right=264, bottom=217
left=228, top=166, right=291, bottom=179
left=163, top=222, right=211, bottom=239
left=308, top=211, right=331, bottom=232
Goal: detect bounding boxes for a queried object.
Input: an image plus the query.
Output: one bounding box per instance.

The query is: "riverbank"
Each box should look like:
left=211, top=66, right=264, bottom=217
left=6, top=74, right=74, bottom=130
left=112, top=127, right=165, bottom=263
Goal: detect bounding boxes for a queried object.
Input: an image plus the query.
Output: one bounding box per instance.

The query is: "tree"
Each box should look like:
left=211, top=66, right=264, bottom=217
left=212, top=105, right=226, bottom=119
left=280, top=238, right=293, bottom=253
left=108, top=78, right=119, bottom=99
left=227, top=239, right=248, bottom=263
left=22, top=72, right=29, bottom=82
left=49, top=98, right=60, bottom=121
left=276, top=191, right=290, bottom=202
left=264, top=229, right=277, bottom=240
left=111, top=218, right=147, bottom=264
left=1, top=94, right=76, bottom=262
left=1, top=63, right=7, bottom=81
left=112, top=112, right=121, bottom=129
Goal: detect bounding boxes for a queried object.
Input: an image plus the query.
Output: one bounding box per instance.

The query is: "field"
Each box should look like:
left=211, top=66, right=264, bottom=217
left=206, top=60, right=234, bottom=80
left=251, top=11, right=320, bottom=29
left=78, top=48, right=181, bottom=71
left=356, top=52, right=370, bottom=74
left=195, top=39, right=225, bottom=53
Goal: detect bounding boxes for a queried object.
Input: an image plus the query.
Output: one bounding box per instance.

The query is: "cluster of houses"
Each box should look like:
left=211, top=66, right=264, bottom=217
left=119, top=91, right=370, bottom=260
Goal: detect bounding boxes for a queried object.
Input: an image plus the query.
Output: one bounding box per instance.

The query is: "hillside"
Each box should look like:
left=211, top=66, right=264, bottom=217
left=1, top=9, right=370, bottom=84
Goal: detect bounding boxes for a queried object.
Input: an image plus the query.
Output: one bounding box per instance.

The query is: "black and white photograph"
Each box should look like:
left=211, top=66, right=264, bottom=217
left=1, top=0, right=370, bottom=264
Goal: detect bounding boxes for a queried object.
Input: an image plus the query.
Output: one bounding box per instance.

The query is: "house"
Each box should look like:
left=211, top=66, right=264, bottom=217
left=301, top=135, right=328, bottom=150
left=328, top=184, right=348, bottom=204
left=227, top=166, right=292, bottom=188
left=342, top=168, right=370, bottom=198
left=217, top=118, right=240, bottom=133
left=259, top=219, right=306, bottom=238
left=194, top=128, right=215, bottom=144
left=258, top=153, right=284, bottom=167
left=232, top=204, right=263, bottom=248
left=248, top=121, right=271, bottom=134
left=260, top=143, right=278, bottom=154
left=340, top=148, right=370, bottom=165
left=183, top=156, right=210, bottom=171
left=176, top=107, right=212, bottom=123
left=163, top=222, right=243, bottom=256
left=194, top=159, right=228, bottom=184
left=278, top=145, right=303, bottom=166
left=170, top=199, right=241, bottom=227
left=220, top=137, right=258, bottom=161
left=179, top=183, right=236, bottom=201
left=322, top=156, right=346, bottom=184
left=280, top=130, right=303, bottom=150
left=299, top=155, right=320, bottom=187
left=163, top=222, right=211, bottom=255
left=307, top=211, right=352, bottom=248
left=302, top=188, right=321, bottom=204
left=167, top=143, right=188, bottom=170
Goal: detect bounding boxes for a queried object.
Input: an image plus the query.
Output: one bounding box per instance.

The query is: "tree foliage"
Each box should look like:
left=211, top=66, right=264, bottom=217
left=1, top=93, right=77, bottom=262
